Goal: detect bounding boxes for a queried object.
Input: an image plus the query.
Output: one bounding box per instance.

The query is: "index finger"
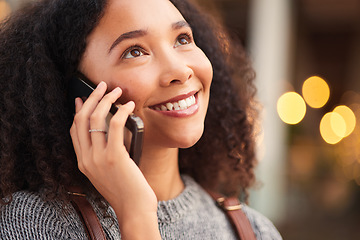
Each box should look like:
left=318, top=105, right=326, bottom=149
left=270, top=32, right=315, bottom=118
left=107, top=101, right=136, bottom=154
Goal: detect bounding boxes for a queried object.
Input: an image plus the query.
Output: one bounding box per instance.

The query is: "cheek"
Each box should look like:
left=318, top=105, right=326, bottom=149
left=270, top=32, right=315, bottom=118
left=109, top=67, right=157, bottom=106
left=191, top=50, right=213, bottom=87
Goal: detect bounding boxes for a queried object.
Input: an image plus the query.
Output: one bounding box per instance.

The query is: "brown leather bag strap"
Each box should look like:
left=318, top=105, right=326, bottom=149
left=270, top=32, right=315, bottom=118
left=207, top=191, right=257, bottom=240
left=67, top=187, right=255, bottom=240
left=67, top=188, right=107, bottom=240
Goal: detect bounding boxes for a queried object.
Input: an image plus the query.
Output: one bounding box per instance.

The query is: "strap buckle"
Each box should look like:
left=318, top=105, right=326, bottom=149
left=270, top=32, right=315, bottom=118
left=216, top=197, right=242, bottom=211
left=67, top=191, right=86, bottom=197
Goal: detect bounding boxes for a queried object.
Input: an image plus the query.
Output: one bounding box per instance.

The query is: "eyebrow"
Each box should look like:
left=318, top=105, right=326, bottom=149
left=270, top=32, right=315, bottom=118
left=108, top=30, right=147, bottom=53
left=172, top=20, right=191, bottom=30
left=108, top=20, right=191, bottom=54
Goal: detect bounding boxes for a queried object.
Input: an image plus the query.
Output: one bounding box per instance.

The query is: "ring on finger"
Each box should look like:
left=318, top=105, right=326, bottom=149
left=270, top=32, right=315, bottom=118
left=89, top=129, right=107, bottom=133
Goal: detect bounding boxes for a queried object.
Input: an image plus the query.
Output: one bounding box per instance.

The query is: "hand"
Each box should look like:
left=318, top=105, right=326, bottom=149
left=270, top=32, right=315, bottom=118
left=70, top=82, right=160, bottom=239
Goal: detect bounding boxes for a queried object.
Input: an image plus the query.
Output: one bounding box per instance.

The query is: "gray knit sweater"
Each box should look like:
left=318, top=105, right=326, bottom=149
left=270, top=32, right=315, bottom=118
left=0, top=176, right=282, bottom=239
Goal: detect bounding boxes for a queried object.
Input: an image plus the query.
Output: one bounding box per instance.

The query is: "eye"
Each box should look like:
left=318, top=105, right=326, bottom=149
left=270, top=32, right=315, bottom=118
left=174, top=33, right=192, bottom=47
left=122, top=46, right=147, bottom=59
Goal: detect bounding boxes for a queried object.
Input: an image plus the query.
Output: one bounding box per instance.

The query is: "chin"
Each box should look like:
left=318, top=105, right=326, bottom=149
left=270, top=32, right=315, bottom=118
left=178, top=141, right=199, bottom=149
left=174, top=127, right=204, bottom=149
left=144, top=120, right=206, bottom=149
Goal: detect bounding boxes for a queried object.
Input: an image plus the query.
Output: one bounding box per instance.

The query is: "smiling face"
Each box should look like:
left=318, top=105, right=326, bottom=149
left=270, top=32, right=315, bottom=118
left=79, top=0, right=213, bottom=152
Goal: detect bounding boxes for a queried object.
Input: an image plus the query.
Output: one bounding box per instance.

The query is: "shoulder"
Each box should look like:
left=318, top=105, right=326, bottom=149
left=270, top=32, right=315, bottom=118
left=0, top=191, right=87, bottom=239
left=241, top=204, right=283, bottom=240
left=0, top=191, right=54, bottom=223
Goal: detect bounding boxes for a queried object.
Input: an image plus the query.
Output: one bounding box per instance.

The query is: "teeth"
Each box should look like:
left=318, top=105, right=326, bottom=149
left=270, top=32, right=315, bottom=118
left=155, top=95, right=196, bottom=111
left=166, top=102, right=174, bottom=111
left=173, top=102, right=180, bottom=110
left=179, top=100, right=187, bottom=110
left=185, top=98, right=192, bottom=106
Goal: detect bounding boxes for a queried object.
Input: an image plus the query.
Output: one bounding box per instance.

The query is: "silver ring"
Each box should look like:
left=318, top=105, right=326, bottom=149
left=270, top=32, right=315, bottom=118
left=89, top=129, right=107, bottom=133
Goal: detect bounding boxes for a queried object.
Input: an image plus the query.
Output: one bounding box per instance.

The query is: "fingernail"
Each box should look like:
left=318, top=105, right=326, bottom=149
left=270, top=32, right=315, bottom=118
left=96, top=81, right=106, bottom=89
left=128, top=101, right=135, bottom=107
left=112, top=87, right=121, bottom=94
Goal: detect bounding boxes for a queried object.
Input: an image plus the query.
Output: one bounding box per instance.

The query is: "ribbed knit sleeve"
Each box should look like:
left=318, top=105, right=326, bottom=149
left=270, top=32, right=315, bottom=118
left=0, top=191, right=88, bottom=239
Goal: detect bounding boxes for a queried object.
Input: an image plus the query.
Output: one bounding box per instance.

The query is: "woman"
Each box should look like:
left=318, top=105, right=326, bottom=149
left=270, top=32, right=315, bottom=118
left=0, top=0, right=282, bottom=239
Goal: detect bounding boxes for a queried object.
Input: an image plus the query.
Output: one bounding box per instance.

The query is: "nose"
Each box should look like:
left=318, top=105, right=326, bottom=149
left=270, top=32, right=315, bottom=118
left=158, top=51, right=194, bottom=87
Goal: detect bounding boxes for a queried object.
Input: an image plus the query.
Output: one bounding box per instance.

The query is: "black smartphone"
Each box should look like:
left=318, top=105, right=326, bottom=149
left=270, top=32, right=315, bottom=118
left=68, top=73, right=144, bottom=165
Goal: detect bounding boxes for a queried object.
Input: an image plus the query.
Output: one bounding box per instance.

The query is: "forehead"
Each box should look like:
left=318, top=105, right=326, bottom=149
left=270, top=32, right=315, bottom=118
left=99, top=0, right=185, bottom=32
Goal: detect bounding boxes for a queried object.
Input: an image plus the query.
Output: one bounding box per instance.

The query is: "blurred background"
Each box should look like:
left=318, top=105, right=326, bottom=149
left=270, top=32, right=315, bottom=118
left=2, top=0, right=360, bottom=239
left=193, top=0, right=360, bottom=239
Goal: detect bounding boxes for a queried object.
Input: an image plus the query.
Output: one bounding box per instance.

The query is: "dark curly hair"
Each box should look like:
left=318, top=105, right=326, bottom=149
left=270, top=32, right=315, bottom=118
left=0, top=0, right=257, bottom=206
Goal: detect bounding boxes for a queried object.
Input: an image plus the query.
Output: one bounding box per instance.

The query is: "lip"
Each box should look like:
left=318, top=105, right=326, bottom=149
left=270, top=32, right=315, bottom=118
left=149, top=91, right=200, bottom=117
left=150, top=90, right=198, bottom=108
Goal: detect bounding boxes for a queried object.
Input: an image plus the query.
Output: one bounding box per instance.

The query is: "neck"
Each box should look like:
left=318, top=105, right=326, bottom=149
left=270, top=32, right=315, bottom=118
left=139, top=147, right=184, bottom=201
